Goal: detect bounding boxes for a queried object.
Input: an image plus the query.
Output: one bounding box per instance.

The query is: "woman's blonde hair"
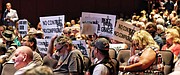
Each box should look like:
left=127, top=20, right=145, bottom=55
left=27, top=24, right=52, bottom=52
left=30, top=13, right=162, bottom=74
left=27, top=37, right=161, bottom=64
left=165, top=28, right=180, bottom=44
left=132, top=30, right=159, bottom=49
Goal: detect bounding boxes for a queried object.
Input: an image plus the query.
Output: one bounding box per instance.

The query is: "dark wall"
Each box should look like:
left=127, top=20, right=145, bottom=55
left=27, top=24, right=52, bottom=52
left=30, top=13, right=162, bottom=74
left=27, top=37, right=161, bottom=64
left=1, top=0, right=147, bottom=27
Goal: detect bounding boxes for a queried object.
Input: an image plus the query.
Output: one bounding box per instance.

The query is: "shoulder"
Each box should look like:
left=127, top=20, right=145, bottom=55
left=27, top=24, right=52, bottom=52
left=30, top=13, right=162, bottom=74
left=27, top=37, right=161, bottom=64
left=10, top=9, right=17, bottom=12
left=93, top=64, right=109, bottom=75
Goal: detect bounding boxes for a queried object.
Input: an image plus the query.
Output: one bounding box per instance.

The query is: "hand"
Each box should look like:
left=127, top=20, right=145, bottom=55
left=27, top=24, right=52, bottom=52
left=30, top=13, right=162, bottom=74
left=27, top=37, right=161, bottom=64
left=51, top=35, right=58, bottom=42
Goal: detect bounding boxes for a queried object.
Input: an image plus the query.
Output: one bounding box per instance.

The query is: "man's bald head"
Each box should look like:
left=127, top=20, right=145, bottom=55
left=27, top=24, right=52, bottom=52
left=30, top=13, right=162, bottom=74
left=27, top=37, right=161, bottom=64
left=16, top=46, right=33, bottom=60
left=13, top=46, right=33, bottom=70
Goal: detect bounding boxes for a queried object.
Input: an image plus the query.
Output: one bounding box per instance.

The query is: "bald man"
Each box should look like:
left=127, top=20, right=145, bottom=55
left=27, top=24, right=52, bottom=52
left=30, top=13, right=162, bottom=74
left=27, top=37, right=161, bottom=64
left=12, top=46, right=37, bottom=75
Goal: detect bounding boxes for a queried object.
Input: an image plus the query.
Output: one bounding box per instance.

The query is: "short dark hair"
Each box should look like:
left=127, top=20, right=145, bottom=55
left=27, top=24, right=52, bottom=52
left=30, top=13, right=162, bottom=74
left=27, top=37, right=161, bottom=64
left=23, top=34, right=37, bottom=49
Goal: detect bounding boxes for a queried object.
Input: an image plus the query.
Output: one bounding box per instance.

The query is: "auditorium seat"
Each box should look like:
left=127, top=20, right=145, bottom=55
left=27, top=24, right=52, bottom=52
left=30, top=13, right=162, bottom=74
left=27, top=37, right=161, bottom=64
left=1, top=63, right=16, bottom=75
left=109, top=48, right=117, bottom=59
left=159, top=50, right=174, bottom=75
left=116, top=50, right=174, bottom=74
left=43, top=56, right=58, bottom=68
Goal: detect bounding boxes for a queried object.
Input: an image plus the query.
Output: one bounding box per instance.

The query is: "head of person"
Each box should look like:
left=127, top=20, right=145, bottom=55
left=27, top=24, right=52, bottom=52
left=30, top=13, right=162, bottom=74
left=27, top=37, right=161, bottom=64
left=171, top=17, right=178, bottom=26
left=63, top=29, right=71, bottom=37
left=6, top=3, right=11, bottom=11
left=146, top=22, right=157, bottom=37
left=21, top=34, right=37, bottom=50
left=37, top=22, right=42, bottom=30
left=28, top=28, right=37, bottom=38
left=93, top=38, right=110, bottom=59
left=54, top=35, right=72, bottom=56
left=157, top=24, right=165, bottom=34
left=0, top=43, right=7, bottom=55
left=12, top=46, right=33, bottom=70
left=165, top=28, right=180, bottom=44
left=136, top=22, right=146, bottom=30
left=156, top=18, right=165, bottom=25
left=1, top=30, right=15, bottom=47
left=0, top=26, right=5, bottom=38
left=71, top=20, right=76, bottom=25
left=176, top=19, right=180, bottom=27
left=132, top=30, right=159, bottom=50
left=23, top=66, right=53, bottom=75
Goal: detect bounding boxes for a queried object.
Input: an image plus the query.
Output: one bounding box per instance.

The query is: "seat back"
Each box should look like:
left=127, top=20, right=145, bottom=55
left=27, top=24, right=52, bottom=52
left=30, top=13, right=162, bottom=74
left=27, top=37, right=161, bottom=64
left=117, top=50, right=174, bottom=74
left=1, top=63, right=16, bottom=75
left=83, top=56, right=91, bottom=71
left=109, top=48, right=117, bottom=59
left=159, top=50, right=174, bottom=75
left=116, top=50, right=139, bottom=66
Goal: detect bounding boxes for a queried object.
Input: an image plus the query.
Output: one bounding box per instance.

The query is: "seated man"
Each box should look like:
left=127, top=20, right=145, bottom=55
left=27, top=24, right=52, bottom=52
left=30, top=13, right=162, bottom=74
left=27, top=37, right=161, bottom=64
left=12, top=46, right=37, bottom=75
left=86, top=38, right=118, bottom=75
left=21, top=34, right=43, bottom=66
left=47, top=35, right=84, bottom=75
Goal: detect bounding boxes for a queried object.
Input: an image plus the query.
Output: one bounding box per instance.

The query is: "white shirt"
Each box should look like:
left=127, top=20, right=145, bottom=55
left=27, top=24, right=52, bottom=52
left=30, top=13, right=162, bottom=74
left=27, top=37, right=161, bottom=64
left=92, top=58, right=109, bottom=75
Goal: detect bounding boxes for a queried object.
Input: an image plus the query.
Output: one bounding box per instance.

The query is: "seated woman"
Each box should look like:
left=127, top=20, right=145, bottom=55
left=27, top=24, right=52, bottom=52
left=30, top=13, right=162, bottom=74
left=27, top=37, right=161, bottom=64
left=119, top=30, right=164, bottom=74
left=162, top=28, right=180, bottom=63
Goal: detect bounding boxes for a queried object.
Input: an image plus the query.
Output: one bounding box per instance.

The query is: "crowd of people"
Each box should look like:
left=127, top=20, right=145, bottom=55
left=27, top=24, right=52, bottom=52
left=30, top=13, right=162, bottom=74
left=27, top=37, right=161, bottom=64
left=1, top=0, right=180, bottom=75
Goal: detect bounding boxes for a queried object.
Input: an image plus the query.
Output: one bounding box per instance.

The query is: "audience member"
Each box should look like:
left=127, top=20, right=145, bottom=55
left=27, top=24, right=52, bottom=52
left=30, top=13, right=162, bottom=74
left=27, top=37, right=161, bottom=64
left=23, top=66, right=54, bottom=75
left=0, top=26, right=5, bottom=38
left=21, top=34, right=43, bottom=66
left=1, top=30, right=17, bottom=49
left=162, top=28, right=180, bottom=63
left=13, top=46, right=37, bottom=75
left=163, top=0, right=174, bottom=13
left=47, top=35, right=84, bottom=75
left=146, top=22, right=164, bottom=49
left=86, top=38, right=117, bottom=75
left=119, top=30, right=164, bottom=74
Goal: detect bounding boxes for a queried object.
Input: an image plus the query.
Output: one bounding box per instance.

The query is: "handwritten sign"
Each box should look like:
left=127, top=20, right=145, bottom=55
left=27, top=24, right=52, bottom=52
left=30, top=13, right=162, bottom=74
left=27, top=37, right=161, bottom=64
left=40, top=15, right=64, bottom=39
left=113, top=20, right=140, bottom=45
left=72, top=40, right=88, bottom=56
left=18, top=19, right=28, bottom=37
left=36, top=39, right=50, bottom=54
left=81, top=12, right=116, bottom=37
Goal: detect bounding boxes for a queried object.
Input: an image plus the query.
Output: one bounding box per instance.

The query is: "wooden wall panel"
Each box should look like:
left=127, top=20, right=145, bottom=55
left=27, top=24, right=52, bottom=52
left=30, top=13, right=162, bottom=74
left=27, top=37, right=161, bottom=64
left=2, top=0, right=146, bottom=27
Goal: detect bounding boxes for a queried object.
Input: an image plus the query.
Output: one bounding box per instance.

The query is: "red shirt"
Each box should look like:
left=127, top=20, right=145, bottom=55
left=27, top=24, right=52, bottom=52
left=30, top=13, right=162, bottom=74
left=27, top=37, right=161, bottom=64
left=162, top=44, right=180, bottom=56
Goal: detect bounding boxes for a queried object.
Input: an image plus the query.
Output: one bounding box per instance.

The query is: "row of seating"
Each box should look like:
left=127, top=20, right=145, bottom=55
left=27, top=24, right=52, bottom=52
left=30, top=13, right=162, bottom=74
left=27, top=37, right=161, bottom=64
left=0, top=49, right=174, bottom=75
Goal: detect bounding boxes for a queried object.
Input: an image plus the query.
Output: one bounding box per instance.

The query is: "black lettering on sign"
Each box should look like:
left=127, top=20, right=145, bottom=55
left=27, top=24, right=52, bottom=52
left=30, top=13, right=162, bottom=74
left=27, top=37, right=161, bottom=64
left=114, top=31, right=132, bottom=42
left=38, top=41, right=49, bottom=47
left=43, top=27, right=63, bottom=33
left=118, top=24, right=136, bottom=36
left=101, top=16, right=113, bottom=34
left=42, top=17, right=63, bottom=26
left=19, top=26, right=24, bottom=30
left=39, top=48, right=47, bottom=51
left=45, top=36, right=51, bottom=39
left=19, top=31, right=27, bottom=34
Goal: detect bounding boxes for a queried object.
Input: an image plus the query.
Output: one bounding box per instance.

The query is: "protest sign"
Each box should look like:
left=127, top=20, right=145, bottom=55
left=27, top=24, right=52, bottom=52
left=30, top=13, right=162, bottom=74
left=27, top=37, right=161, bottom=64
left=36, top=39, right=50, bottom=54
left=81, top=12, right=116, bottom=37
left=80, top=17, right=100, bottom=35
left=109, top=44, right=128, bottom=51
left=72, top=40, right=88, bottom=56
left=18, top=19, right=28, bottom=37
left=113, top=20, right=140, bottom=45
left=40, top=15, right=64, bottom=39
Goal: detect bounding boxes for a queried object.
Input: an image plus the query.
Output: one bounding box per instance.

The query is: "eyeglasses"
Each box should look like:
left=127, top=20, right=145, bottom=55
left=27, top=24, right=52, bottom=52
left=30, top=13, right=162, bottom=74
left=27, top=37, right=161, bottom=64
left=56, top=43, right=66, bottom=52
left=22, top=39, right=29, bottom=42
left=64, top=33, right=68, bottom=34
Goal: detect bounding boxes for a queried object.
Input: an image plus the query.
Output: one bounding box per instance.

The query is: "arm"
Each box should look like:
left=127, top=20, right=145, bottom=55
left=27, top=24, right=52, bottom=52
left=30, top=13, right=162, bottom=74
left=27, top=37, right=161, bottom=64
left=47, top=35, right=58, bottom=57
left=10, top=10, right=18, bottom=22
left=120, top=48, right=156, bottom=72
left=174, top=0, right=178, bottom=12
